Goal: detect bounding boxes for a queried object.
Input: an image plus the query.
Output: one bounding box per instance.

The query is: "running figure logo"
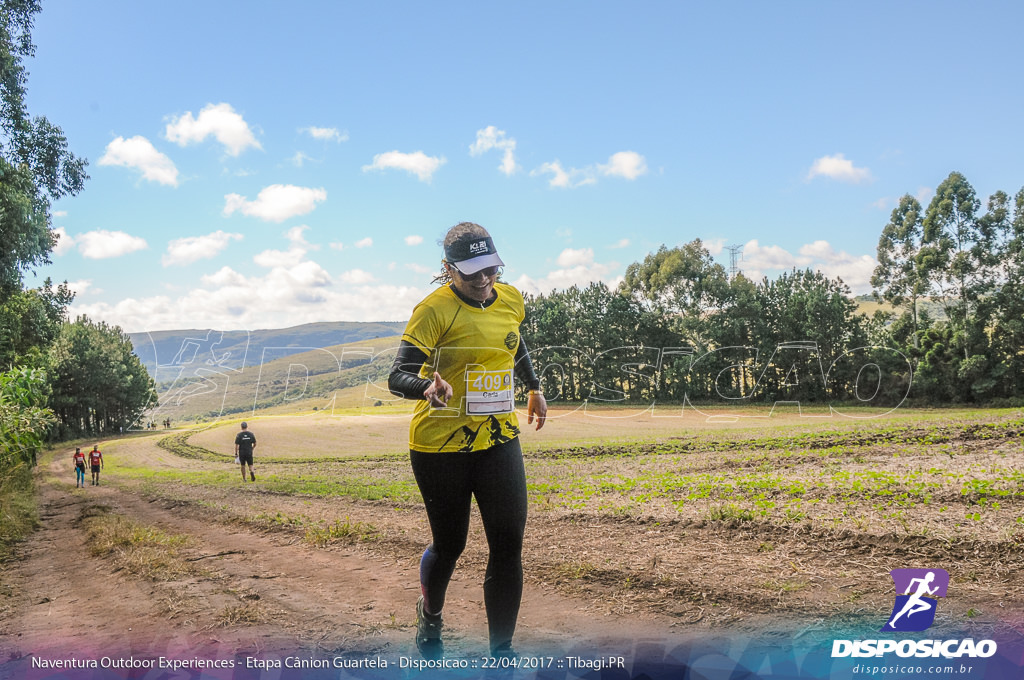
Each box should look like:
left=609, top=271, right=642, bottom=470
left=881, top=568, right=950, bottom=632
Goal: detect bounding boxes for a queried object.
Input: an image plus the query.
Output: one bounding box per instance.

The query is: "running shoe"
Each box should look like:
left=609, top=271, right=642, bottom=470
left=250, top=471, right=256, bottom=482
left=415, top=596, right=443, bottom=658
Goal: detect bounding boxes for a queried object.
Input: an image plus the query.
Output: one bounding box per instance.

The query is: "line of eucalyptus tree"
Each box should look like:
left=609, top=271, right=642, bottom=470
left=873, top=171, right=1024, bottom=403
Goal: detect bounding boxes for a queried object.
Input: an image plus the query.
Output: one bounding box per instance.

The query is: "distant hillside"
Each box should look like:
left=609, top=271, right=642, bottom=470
left=128, top=321, right=405, bottom=377
left=143, top=334, right=405, bottom=423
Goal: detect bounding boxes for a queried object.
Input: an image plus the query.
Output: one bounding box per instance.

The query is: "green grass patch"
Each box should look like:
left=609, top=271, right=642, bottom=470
left=115, top=464, right=419, bottom=503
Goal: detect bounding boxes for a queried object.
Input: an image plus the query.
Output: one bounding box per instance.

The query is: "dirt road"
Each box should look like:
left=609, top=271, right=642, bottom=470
left=2, top=424, right=1023, bottom=679
left=0, top=439, right=693, bottom=673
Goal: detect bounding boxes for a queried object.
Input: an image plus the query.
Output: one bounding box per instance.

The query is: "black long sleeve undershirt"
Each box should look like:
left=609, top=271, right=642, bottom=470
left=388, top=337, right=542, bottom=400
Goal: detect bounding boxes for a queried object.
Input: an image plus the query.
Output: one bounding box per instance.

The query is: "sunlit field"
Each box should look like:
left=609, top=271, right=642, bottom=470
left=26, top=404, right=1020, bottom=656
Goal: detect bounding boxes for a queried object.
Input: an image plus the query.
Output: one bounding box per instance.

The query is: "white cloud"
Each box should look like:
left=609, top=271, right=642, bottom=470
left=404, top=235, right=423, bottom=246
left=289, top=151, right=314, bottom=167
left=531, top=150, right=648, bottom=189
left=285, top=225, right=316, bottom=248
left=66, top=280, right=98, bottom=297
left=223, top=184, right=327, bottom=222
left=609, top=238, right=630, bottom=249
left=301, top=126, right=348, bottom=142
left=163, top=230, right=243, bottom=267
left=470, top=126, right=519, bottom=176
left=872, top=197, right=893, bottom=211
left=201, top=266, right=247, bottom=287
left=70, top=265, right=428, bottom=333
left=556, top=247, right=595, bottom=268
left=735, top=239, right=875, bottom=293
left=53, top=210, right=68, bottom=218
left=253, top=225, right=317, bottom=268
left=76, top=230, right=148, bottom=259
left=530, top=160, right=596, bottom=189
left=599, top=151, right=648, bottom=180
left=514, top=248, right=620, bottom=296
left=355, top=237, right=373, bottom=248
left=915, top=186, right=934, bottom=205
left=340, top=269, right=376, bottom=284
left=807, top=153, right=872, bottom=183
left=362, top=151, right=446, bottom=182
left=703, top=238, right=726, bottom=256
left=798, top=240, right=876, bottom=292
left=52, top=227, right=75, bottom=256
left=98, top=136, right=179, bottom=186
left=329, top=242, right=345, bottom=251
left=165, top=103, right=261, bottom=156
left=740, top=239, right=804, bottom=276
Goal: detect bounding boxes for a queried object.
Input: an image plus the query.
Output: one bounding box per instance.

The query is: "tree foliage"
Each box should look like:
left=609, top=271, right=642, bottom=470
left=526, top=246, right=872, bottom=406
left=0, top=277, right=71, bottom=368
left=0, top=0, right=88, bottom=299
left=47, top=317, right=158, bottom=437
left=872, top=195, right=927, bottom=346
left=870, top=171, right=1024, bottom=404
left=0, top=365, right=53, bottom=466
left=621, top=240, right=730, bottom=348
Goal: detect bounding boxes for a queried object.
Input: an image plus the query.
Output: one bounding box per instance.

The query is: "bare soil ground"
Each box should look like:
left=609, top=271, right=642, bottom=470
left=0, top=442, right=692, bottom=667
left=2, top=410, right=1023, bottom=675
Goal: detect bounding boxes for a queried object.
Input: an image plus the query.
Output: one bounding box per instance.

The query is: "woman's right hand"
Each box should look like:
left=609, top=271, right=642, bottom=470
left=424, top=371, right=453, bottom=408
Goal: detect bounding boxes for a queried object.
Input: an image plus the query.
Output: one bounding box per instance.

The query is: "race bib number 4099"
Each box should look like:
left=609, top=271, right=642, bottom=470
left=466, top=369, right=514, bottom=415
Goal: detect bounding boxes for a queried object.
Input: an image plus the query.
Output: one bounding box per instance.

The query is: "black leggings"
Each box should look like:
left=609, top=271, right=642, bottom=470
left=410, top=437, right=528, bottom=650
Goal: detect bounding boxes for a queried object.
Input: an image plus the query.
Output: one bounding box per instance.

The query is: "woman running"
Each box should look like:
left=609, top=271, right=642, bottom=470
left=389, top=222, right=546, bottom=658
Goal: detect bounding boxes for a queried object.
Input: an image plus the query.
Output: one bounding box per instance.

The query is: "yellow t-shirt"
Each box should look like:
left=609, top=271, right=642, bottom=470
left=401, top=282, right=525, bottom=452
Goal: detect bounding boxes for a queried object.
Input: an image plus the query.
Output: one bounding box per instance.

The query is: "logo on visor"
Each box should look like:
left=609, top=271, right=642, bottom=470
left=469, top=240, right=489, bottom=255
left=881, top=568, right=949, bottom=632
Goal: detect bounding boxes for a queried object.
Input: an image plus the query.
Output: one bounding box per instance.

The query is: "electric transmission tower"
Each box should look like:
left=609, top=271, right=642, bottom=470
left=726, top=244, right=744, bottom=280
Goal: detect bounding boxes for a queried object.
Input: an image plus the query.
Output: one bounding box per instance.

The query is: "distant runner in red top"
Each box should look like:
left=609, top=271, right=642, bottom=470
left=72, top=447, right=87, bottom=488
left=88, top=445, right=103, bottom=486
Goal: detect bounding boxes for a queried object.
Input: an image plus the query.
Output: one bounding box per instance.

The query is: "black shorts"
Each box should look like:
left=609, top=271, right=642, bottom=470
left=91, top=464, right=100, bottom=473
left=238, top=451, right=253, bottom=466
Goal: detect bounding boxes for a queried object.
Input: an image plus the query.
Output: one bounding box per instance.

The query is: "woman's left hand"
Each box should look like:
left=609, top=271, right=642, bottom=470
left=527, top=391, right=547, bottom=431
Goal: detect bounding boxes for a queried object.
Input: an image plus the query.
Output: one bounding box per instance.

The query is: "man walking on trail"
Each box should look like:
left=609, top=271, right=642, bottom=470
left=235, top=421, right=257, bottom=482
left=88, top=445, right=103, bottom=485
left=72, top=447, right=87, bottom=488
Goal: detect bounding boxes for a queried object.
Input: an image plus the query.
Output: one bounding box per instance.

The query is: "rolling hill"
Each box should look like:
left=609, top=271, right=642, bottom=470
left=128, top=321, right=405, bottom=377
left=144, top=334, right=405, bottom=423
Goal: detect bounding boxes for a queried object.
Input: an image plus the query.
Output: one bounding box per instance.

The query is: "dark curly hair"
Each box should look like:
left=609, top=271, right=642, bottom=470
left=431, top=222, right=491, bottom=285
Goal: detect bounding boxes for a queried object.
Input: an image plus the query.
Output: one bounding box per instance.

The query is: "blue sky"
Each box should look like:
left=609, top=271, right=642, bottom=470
left=24, top=1, right=1024, bottom=332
